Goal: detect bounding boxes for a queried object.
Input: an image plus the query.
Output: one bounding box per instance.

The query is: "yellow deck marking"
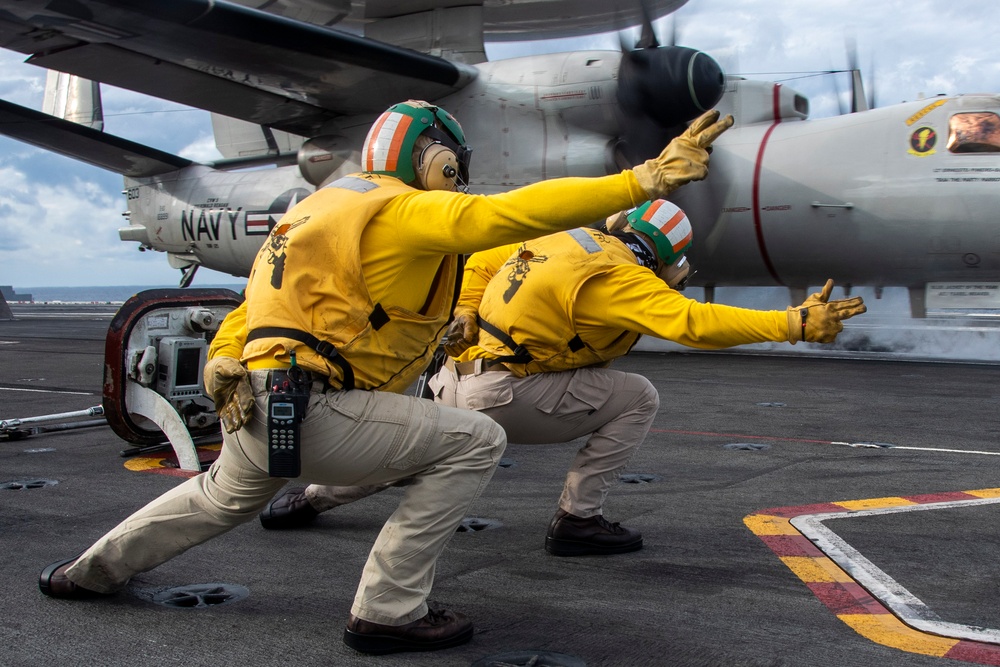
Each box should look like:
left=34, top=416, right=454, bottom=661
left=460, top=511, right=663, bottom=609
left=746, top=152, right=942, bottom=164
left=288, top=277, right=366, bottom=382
left=966, top=488, right=1000, bottom=499
left=780, top=556, right=853, bottom=584
left=746, top=485, right=1000, bottom=664
left=840, top=614, right=958, bottom=656
left=743, top=514, right=797, bottom=535
left=835, top=497, right=917, bottom=511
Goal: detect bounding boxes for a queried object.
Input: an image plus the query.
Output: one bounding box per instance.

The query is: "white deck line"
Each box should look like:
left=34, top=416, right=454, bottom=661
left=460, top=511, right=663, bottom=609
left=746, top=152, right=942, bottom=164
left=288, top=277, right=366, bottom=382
left=790, top=497, right=1000, bottom=645
left=831, top=441, right=1000, bottom=456
left=0, top=386, right=94, bottom=395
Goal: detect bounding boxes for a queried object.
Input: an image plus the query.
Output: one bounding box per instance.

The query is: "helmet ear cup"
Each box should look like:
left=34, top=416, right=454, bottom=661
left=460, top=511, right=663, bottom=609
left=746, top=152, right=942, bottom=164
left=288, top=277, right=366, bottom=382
left=416, top=142, right=460, bottom=191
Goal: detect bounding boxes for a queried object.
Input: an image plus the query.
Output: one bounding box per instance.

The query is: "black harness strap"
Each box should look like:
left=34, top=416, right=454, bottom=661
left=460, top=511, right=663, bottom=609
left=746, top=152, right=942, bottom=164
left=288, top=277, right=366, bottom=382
left=368, top=304, right=390, bottom=330
left=247, top=327, right=355, bottom=390
left=476, top=316, right=534, bottom=364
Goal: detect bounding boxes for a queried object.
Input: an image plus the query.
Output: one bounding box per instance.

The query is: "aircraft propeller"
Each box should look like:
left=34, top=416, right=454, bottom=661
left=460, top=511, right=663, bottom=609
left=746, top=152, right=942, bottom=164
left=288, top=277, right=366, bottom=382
left=613, top=2, right=726, bottom=166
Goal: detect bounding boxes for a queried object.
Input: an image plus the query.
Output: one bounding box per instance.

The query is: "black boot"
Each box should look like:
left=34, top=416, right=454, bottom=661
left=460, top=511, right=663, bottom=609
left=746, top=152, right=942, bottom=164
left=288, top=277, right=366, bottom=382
left=545, top=509, right=643, bottom=556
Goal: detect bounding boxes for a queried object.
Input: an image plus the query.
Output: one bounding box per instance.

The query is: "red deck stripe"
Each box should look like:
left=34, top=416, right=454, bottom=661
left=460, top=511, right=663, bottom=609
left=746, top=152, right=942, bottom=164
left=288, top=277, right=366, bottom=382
left=807, top=582, right=890, bottom=616
left=757, top=534, right=824, bottom=557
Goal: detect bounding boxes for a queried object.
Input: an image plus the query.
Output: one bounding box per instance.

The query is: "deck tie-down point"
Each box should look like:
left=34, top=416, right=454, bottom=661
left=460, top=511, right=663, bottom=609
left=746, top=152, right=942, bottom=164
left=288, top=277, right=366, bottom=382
left=150, top=583, right=249, bottom=608
left=456, top=517, right=503, bottom=532
left=2, top=478, right=59, bottom=490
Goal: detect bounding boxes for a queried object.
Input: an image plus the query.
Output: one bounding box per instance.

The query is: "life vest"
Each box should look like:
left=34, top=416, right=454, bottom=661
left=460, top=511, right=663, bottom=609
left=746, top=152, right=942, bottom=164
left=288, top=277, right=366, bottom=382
left=242, top=174, right=458, bottom=393
left=477, top=227, right=641, bottom=375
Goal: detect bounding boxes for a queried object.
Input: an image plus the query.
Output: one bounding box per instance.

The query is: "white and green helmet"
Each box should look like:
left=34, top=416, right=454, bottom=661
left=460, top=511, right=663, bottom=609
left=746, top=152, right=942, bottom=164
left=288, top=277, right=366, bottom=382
left=361, top=100, right=471, bottom=186
left=626, top=199, right=693, bottom=265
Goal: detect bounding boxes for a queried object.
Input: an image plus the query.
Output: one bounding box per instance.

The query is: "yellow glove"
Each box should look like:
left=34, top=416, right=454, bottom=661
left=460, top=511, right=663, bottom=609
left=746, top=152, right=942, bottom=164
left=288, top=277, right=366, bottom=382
left=203, top=356, right=253, bottom=433
left=632, top=109, right=735, bottom=199
left=441, top=308, right=479, bottom=357
left=786, top=279, right=867, bottom=343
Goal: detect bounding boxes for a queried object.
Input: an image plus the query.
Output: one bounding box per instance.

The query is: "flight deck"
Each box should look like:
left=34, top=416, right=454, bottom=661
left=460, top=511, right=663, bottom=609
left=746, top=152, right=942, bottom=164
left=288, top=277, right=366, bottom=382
left=3, top=304, right=1000, bottom=667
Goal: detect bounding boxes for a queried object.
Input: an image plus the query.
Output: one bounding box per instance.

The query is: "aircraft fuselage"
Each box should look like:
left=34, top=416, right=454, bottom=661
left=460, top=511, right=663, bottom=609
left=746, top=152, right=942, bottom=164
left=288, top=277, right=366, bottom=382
left=674, top=89, right=1000, bottom=290
left=118, top=57, right=1000, bottom=297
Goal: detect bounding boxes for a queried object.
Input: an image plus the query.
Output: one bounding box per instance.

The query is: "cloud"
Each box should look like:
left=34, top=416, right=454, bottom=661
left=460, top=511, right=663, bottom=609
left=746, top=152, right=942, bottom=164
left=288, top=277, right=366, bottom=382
left=0, top=149, right=200, bottom=286
left=0, top=51, right=45, bottom=106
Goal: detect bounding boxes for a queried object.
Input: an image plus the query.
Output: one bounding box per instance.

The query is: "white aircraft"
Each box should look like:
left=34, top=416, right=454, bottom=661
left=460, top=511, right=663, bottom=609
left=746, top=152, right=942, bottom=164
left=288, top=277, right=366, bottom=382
left=1, top=0, right=999, bottom=317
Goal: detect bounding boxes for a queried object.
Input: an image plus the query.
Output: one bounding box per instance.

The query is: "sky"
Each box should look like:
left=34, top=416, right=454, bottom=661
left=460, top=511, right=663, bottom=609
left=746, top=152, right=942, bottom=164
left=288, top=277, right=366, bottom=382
left=1, top=0, right=1000, bottom=290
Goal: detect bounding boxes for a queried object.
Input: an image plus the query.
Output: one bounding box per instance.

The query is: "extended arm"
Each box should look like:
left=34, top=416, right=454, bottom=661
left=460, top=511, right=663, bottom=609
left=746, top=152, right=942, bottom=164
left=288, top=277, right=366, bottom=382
left=442, top=242, right=518, bottom=357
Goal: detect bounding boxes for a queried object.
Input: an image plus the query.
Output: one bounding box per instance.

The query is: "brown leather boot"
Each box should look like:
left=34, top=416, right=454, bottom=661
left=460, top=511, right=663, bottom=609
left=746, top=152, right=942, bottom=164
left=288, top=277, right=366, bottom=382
left=258, top=486, right=319, bottom=529
left=39, top=557, right=110, bottom=599
left=545, top=508, right=643, bottom=556
left=343, top=607, right=474, bottom=654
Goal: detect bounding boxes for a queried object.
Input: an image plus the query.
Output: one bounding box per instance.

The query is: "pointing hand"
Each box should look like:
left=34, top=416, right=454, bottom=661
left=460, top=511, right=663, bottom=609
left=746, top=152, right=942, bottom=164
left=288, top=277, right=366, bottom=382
left=786, top=279, right=867, bottom=344
left=632, top=109, right=735, bottom=198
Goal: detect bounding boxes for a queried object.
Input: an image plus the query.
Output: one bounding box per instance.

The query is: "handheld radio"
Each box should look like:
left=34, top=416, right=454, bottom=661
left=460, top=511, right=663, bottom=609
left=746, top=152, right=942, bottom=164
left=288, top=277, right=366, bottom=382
left=266, top=351, right=311, bottom=478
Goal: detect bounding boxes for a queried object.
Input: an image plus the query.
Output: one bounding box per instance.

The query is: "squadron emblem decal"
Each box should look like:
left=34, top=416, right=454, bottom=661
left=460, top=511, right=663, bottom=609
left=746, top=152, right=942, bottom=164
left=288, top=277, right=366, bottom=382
left=908, top=126, right=937, bottom=156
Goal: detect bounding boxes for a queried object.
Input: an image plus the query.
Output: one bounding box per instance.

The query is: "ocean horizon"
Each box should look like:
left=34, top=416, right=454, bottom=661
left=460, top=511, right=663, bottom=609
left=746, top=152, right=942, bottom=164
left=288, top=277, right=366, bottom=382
left=7, top=284, right=246, bottom=304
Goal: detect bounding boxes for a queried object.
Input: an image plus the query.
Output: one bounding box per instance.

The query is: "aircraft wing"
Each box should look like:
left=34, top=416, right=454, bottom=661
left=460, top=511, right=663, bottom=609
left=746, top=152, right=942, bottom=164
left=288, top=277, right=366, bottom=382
left=0, top=0, right=479, bottom=139
left=0, top=98, right=192, bottom=177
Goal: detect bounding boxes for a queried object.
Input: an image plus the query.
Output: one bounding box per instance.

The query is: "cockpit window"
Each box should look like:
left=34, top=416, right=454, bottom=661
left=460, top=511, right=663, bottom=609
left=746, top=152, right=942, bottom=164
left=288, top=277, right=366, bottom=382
left=947, top=112, right=1000, bottom=153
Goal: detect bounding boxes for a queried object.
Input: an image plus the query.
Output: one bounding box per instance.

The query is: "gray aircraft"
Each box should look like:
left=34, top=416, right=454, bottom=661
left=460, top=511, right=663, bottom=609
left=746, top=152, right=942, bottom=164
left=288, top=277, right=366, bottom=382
left=1, top=0, right=998, bottom=317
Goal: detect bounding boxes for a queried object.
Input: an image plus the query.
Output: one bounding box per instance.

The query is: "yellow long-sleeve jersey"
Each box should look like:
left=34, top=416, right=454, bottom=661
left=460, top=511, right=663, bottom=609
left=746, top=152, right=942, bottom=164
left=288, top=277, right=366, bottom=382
left=209, top=172, right=649, bottom=391
left=455, top=229, right=790, bottom=376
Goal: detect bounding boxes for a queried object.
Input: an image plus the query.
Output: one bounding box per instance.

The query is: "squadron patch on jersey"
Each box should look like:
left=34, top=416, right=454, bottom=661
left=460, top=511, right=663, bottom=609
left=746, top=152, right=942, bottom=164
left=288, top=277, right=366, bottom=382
left=502, top=244, right=548, bottom=303
left=265, top=217, right=309, bottom=290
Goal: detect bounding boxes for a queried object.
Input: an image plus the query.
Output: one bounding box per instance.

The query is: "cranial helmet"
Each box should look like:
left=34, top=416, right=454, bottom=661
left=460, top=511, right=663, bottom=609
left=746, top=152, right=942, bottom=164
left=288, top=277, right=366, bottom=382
left=625, top=199, right=693, bottom=266
left=361, top=100, right=472, bottom=191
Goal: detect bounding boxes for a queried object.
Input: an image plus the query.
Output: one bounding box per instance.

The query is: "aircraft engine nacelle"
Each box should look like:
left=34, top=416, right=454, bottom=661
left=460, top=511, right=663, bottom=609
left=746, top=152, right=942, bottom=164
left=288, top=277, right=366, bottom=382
left=103, top=289, right=242, bottom=469
left=296, top=134, right=356, bottom=186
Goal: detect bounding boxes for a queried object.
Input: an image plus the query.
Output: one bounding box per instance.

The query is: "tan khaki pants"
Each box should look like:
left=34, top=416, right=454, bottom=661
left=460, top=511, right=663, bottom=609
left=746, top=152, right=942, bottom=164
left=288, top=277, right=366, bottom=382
left=305, top=364, right=658, bottom=518
left=67, top=370, right=506, bottom=625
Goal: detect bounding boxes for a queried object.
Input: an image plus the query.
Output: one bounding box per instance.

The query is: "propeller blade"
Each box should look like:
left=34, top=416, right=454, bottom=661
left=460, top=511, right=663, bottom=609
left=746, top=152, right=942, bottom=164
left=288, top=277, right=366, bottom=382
left=850, top=69, right=869, bottom=112
left=618, top=29, right=633, bottom=54
left=868, top=53, right=877, bottom=108
left=635, top=0, right=659, bottom=49
left=833, top=70, right=849, bottom=116
left=845, top=34, right=869, bottom=112
left=666, top=15, right=678, bottom=48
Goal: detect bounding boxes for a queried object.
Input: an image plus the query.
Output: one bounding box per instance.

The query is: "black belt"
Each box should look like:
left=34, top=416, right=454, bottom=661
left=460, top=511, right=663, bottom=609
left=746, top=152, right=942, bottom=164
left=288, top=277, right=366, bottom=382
left=247, top=327, right=355, bottom=390
left=249, top=368, right=328, bottom=396
left=262, top=368, right=326, bottom=390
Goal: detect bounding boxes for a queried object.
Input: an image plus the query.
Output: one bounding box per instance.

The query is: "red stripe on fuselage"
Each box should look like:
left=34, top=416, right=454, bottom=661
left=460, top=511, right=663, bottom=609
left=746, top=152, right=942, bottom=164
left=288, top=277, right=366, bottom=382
left=751, top=84, right=784, bottom=285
